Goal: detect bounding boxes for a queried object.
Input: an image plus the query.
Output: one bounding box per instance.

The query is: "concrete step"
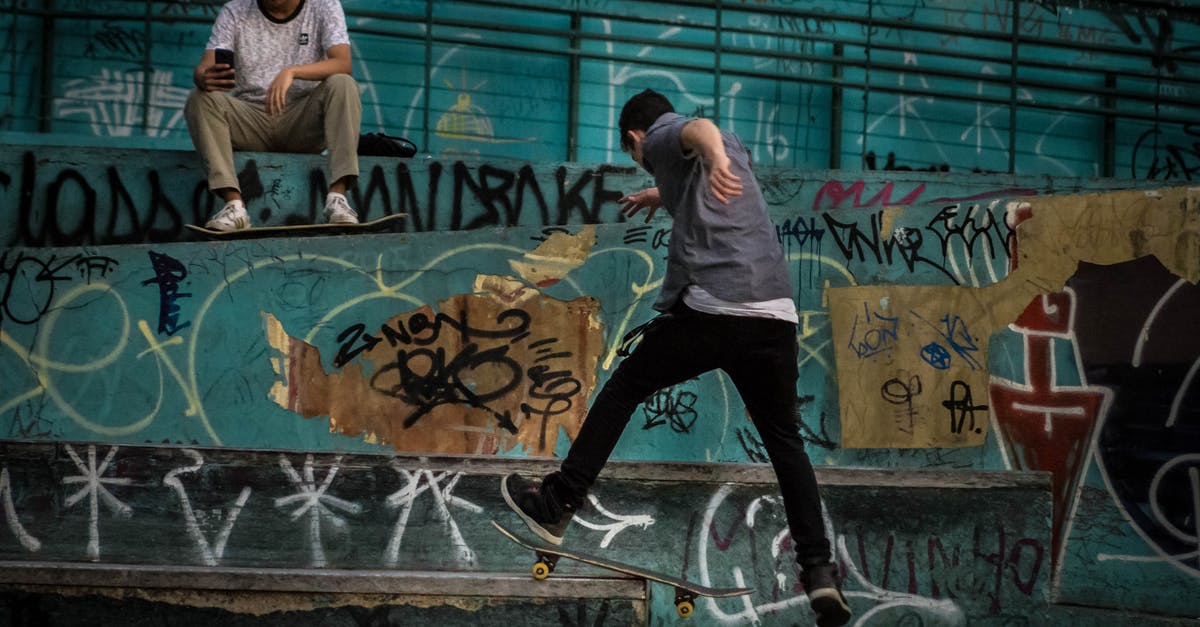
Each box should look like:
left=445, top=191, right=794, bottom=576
left=0, top=440, right=1052, bottom=625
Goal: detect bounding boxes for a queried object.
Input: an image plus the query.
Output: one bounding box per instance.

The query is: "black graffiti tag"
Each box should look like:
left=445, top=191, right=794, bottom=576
left=521, top=338, right=584, bottom=451
left=371, top=343, right=522, bottom=434
left=347, top=308, right=534, bottom=433
left=335, top=308, right=532, bottom=368
left=641, top=386, right=699, bottom=433
left=943, top=380, right=988, bottom=435
left=1, top=252, right=117, bottom=325
left=882, top=374, right=923, bottom=435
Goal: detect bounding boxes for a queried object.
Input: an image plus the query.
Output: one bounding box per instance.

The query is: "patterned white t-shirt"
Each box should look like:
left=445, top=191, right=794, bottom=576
left=206, top=0, right=350, bottom=107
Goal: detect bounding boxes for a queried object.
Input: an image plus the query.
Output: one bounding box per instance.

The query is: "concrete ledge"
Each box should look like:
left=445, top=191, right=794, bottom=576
left=403, top=453, right=1052, bottom=489
left=0, top=561, right=644, bottom=600
left=0, top=439, right=1052, bottom=625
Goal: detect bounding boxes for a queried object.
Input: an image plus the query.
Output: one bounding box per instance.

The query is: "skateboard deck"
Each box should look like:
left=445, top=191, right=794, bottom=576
left=492, top=520, right=752, bottom=618
left=186, top=212, right=405, bottom=240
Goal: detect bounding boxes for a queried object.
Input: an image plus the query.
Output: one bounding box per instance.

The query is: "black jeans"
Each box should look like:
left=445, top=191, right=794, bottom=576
left=545, top=303, right=832, bottom=564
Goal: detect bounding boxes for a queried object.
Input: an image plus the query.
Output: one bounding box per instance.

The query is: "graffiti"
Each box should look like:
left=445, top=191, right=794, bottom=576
left=1132, top=125, right=1200, bottom=181
left=371, top=342, right=523, bottom=433
left=924, top=201, right=1012, bottom=286
left=141, top=251, right=191, bottom=336
left=3, top=152, right=636, bottom=246
left=384, top=466, right=481, bottom=567
left=736, top=427, right=769, bottom=463
left=777, top=215, right=824, bottom=248
left=881, top=373, right=923, bottom=435
left=7, top=152, right=192, bottom=246
left=819, top=200, right=1015, bottom=286
left=163, top=448, right=251, bottom=567
left=337, top=308, right=534, bottom=433
left=0, top=250, right=118, bottom=325
left=849, top=523, right=1045, bottom=613
left=990, top=289, right=1110, bottom=569
left=691, top=484, right=1045, bottom=623
left=623, top=224, right=651, bottom=245
left=335, top=308, right=533, bottom=367
left=397, top=162, right=623, bottom=231
left=847, top=301, right=899, bottom=360
left=0, top=467, right=41, bottom=552
left=54, top=69, right=190, bottom=138
left=84, top=23, right=146, bottom=60
left=5, top=409, right=57, bottom=440
left=943, top=380, right=987, bottom=436
left=1103, top=11, right=1184, bottom=73
left=1065, top=258, right=1200, bottom=575
left=920, top=342, right=952, bottom=370
left=650, top=227, right=670, bottom=251
left=522, top=338, right=585, bottom=448
left=274, top=454, right=363, bottom=568
left=813, top=180, right=927, bottom=212
left=0, top=436, right=1071, bottom=622
left=62, top=444, right=132, bottom=561
left=735, top=11, right=837, bottom=76
left=912, top=311, right=983, bottom=371
left=823, top=212, right=954, bottom=283
left=739, top=399, right=839, bottom=456
left=641, top=386, right=699, bottom=433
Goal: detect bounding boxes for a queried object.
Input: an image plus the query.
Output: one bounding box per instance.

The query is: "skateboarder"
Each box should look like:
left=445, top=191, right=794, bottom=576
left=501, top=88, right=851, bottom=627
left=185, top=0, right=362, bottom=232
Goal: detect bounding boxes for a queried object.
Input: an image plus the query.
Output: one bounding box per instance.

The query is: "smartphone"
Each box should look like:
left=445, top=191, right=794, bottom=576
left=214, top=48, right=235, bottom=69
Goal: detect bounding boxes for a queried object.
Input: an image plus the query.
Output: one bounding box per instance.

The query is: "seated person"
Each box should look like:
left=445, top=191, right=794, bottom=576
left=185, top=0, right=361, bottom=231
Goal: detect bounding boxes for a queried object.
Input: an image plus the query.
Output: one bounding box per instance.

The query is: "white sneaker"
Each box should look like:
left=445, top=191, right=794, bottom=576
left=324, top=193, right=359, bottom=224
left=205, top=199, right=251, bottom=231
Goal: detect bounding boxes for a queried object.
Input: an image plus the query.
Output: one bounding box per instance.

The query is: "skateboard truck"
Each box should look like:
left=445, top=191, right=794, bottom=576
left=531, top=551, right=559, bottom=580
left=673, top=589, right=697, bottom=618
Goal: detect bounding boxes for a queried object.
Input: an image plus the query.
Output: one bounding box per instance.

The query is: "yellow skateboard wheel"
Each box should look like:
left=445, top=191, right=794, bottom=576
left=676, top=600, right=695, bottom=618
left=532, top=562, right=551, bottom=580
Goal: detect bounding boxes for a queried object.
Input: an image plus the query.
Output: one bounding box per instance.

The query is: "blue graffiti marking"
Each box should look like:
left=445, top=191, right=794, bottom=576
left=911, top=310, right=982, bottom=370
left=141, top=251, right=191, bottom=336
left=921, top=342, right=952, bottom=370
left=848, top=301, right=899, bottom=359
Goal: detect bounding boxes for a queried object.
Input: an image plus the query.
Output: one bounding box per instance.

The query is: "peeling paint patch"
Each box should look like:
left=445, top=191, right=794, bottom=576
left=508, top=225, right=596, bottom=287
left=265, top=291, right=603, bottom=457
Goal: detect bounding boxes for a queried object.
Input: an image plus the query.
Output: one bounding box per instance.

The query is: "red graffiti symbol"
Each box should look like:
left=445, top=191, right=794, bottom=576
left=812, top=180, right=926, bottom=211
left=988, top=291, right=1110, bottom=570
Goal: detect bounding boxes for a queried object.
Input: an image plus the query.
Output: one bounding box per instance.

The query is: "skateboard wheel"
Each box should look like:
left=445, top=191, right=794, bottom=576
left=676, top=600, right=695, bottom=618
left=532, top=561, right=551, bottom=580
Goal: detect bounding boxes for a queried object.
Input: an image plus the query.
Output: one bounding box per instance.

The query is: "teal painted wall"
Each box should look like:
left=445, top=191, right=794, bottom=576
left=1, top=0, right=1199, bottom=623
left=1, top=146, right=1196, bottom=623
left=1, top=1, right=1198, bottom=176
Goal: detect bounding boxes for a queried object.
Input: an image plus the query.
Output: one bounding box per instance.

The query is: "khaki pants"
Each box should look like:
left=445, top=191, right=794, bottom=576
left=184, top=73, right=361, bottom=194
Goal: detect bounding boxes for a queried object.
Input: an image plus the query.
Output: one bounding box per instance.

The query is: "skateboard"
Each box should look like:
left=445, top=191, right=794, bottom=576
left=186, top=212, right=405, bottom=240
left=492, top=520, right=752, bottom=618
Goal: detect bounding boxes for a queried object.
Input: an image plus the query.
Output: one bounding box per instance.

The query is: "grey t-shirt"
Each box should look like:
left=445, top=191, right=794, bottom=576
left=206, top=0, right=350, bottom=107
left=641, top=112, right=793, bottom=311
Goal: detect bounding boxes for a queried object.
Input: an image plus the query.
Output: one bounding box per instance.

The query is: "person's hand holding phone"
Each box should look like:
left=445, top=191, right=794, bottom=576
left=194, top=48, right=235, bottom=92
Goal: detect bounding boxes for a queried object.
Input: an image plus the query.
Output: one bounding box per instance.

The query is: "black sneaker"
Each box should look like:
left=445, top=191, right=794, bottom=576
left=501, top=473, right=572, bottom=545
left=801, top=562, right=851, bottom=627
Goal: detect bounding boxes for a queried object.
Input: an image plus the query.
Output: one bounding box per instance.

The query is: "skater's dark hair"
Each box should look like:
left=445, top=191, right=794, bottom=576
left=619, top=89, right=674, bottom=151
